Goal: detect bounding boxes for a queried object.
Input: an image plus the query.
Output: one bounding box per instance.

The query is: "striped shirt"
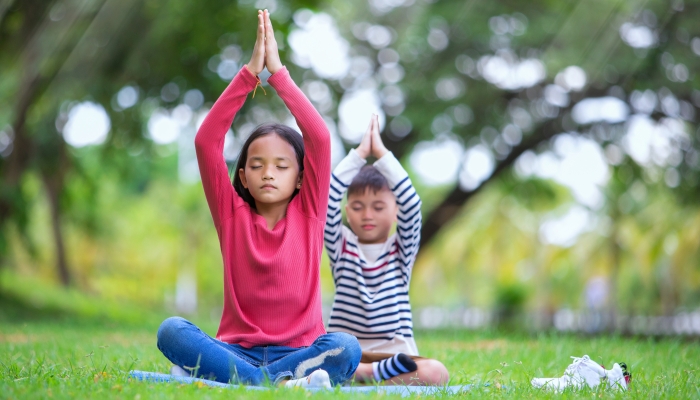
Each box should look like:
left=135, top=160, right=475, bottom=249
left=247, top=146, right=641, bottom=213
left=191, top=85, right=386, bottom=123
left=324, top=149, right=422, bottom=354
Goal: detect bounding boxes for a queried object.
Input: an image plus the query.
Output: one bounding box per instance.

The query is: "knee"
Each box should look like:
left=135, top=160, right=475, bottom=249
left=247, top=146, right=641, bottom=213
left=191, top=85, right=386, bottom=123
left=420, top=359, right=450, bottom=385
left=157, top=316, right=189, bottom=347
left=326, top=332, right=362, bottom=366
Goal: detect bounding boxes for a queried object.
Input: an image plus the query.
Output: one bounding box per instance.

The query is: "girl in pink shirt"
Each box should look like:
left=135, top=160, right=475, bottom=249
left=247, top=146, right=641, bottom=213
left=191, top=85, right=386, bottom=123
left=156, top=10, right=360, bottom=388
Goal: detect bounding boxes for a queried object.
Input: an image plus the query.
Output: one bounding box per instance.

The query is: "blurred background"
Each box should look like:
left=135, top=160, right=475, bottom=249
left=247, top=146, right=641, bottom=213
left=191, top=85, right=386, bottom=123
left=1, top=0, right=699, bottom=336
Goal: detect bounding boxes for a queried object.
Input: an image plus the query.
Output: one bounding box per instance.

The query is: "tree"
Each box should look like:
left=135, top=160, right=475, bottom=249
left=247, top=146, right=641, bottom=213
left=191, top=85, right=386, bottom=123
left=2, top=0, right=699, bottom=299
left=0, top=0, right=321, bottom=285
left=317, top=0, right=700, bottom=248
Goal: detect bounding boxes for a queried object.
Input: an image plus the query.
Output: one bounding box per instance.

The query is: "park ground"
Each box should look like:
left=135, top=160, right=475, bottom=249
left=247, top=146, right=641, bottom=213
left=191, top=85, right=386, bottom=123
left=1, top=274, right=699, bottom=399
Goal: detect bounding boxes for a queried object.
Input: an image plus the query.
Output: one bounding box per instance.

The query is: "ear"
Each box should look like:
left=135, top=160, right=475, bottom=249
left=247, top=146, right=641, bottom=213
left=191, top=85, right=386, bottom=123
left=296, top=170, right=304, bottom=189
left=238, top=168, right=248, bottom=189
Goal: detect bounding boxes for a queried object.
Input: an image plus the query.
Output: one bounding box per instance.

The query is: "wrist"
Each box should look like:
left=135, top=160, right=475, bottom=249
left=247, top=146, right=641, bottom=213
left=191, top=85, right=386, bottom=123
left=355, top=147, right=369, bottom=159
left=373, top=147, right=389, bottom=158
left=245, top=64, right=261, bottom=76
left=268, top=64, right=284, bottom=75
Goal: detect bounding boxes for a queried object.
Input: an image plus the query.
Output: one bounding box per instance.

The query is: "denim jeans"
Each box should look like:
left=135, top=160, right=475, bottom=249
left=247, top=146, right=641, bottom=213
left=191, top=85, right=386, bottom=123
left=156, top=316, right=361, bottom=385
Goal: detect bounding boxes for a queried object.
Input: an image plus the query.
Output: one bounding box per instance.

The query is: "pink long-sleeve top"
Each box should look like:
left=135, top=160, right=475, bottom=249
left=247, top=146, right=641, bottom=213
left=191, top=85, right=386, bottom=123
left=194, top=66, right=330, bottom=348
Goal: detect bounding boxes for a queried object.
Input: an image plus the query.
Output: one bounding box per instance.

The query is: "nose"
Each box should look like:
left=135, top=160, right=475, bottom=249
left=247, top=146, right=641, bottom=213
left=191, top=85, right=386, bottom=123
left=262, top=165, right=274, bottom=180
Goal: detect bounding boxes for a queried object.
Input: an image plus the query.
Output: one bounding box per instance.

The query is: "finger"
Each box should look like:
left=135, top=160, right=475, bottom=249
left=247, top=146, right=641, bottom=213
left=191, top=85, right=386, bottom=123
left=359, top=116, right=372, bottom=148
left=365, top=116, right=374, bottom=134
left=265, top=9, right=274, bottom=35
left=257, top=11, right=265, bottom=41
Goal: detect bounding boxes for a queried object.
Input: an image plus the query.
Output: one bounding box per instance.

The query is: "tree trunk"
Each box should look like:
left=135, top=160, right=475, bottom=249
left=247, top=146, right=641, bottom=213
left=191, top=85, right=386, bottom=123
left=404, top=4, right=684, bottom=251
left=420, top=117, right=562, bottom=247
left=0, top=0, right=107, bottom=276
left=608, top=214, right=621, bottom=333
left=42, top=173, right=70, bottom=287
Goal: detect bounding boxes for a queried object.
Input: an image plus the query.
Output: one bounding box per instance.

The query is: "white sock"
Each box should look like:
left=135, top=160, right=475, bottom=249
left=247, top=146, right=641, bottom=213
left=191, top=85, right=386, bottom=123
left=285, top=369, right=331, bottom=388
left=170, top=365, right=189, bottom=377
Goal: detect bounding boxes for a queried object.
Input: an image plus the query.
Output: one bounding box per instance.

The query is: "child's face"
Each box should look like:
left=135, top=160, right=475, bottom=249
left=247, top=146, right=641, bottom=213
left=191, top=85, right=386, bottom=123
left=239, top=134, right=301, bottom=207
left=345, top=188, right=398, bottom=244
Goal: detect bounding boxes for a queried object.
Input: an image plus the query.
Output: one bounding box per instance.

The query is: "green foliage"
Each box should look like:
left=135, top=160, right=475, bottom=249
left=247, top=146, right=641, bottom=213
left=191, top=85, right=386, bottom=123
left=2, top=0, right=700, bottom=321
left=495, top=283, right=528, bottom=312
left=0, top=0, right=323, bottom=277
left=411, top=174, right=700, bottom=313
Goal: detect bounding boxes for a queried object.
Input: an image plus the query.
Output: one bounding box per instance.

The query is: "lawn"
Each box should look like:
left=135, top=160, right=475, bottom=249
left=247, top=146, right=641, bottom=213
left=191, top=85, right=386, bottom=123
left=1, top=284, right=698, bottom=399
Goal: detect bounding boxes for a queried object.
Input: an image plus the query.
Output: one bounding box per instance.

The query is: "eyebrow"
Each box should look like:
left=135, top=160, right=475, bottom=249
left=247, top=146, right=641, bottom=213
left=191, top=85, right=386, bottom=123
left=249, top=156, right=292, bottom=162
left=350, top=200, right=387, bottom=206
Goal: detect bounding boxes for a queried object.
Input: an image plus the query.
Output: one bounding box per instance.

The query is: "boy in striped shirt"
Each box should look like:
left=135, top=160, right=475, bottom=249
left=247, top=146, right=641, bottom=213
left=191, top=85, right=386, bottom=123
left=324, top=114, right=449, bottom=385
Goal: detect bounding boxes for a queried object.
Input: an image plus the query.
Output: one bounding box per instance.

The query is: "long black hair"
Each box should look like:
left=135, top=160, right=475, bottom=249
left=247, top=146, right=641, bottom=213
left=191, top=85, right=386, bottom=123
left=232, top=123, right=305, bottom=209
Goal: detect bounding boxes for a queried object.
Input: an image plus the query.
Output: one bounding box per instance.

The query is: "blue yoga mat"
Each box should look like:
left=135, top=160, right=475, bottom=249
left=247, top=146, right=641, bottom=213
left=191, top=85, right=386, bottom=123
left=129, top=370, right=470, bottom=396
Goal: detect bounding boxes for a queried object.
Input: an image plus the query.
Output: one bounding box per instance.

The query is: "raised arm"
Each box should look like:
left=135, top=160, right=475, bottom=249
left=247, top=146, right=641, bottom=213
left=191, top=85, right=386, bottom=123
left=194, top=13, right=265, bottom=230
left=324, top=118, right=373, bottom=264
left=370, top=117, right=422, bottom=275
left=263, top=11, right=330, bottom=219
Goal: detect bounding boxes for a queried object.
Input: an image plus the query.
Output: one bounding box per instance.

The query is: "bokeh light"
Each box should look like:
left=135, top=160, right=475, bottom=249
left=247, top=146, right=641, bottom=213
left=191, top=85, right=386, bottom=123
left=62, top=102, right=111, bottom=148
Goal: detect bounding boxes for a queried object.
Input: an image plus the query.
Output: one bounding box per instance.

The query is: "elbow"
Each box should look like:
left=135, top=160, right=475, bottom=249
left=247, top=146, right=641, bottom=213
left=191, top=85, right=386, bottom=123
left=194, top=129, right=206, bottom=151
left=318, top=130, right=332, bottom=154
left=322, top=128, right=332, bottom=147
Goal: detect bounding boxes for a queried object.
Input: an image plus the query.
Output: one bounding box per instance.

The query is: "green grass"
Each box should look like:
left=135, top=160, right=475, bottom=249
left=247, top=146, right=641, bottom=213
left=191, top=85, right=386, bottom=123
left=1, top=277, right=699, bottom=398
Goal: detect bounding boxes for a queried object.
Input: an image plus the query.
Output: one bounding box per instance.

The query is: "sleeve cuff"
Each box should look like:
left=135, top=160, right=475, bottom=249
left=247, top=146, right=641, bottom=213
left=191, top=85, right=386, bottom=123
left=266, top=66, right=290, bottom=88
left=239, top=65, right=261, bottom=88
left=346, top=149, right=368, bottom=167
left=373, top=151, right=408, bottom=188
left=332, top=149, right=367, bottom=183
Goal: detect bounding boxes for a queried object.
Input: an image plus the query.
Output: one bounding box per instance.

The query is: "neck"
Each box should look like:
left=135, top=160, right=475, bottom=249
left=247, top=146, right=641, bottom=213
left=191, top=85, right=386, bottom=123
left=358, top=237, right=389, bottom=245
left=254, top=199, right=291, bottom=229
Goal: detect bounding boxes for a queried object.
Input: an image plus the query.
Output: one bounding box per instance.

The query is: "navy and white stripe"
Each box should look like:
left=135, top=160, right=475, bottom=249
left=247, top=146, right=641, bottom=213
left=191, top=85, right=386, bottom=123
left=373, top=354, right=417, bottom=381
left=324, top=149, right=422, bottom=342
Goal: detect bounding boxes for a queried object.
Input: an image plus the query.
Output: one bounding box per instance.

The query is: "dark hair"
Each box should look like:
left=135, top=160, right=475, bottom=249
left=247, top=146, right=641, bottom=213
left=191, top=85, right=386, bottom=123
left=347, top=165, right=391, bottom=198
left=233, top=123, right=305, bottom=209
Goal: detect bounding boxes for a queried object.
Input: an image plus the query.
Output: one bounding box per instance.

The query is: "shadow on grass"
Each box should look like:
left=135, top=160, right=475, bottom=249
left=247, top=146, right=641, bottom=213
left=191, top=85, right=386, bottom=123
left=0, top=292, right=138, bottom=333
left=0, top=289, right=164, bottom=329
left=0, top=291, right=81, bottom=322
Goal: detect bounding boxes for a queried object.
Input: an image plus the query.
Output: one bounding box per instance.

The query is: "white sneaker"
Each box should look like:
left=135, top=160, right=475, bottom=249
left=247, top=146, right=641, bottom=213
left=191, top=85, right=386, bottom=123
left=285, top=369, right=332, bottom=389
left=170, top=365, right=190, bottom=377
left=531, top=355, right=606, bottom=391
left=605, top=362, right=631, bottom=391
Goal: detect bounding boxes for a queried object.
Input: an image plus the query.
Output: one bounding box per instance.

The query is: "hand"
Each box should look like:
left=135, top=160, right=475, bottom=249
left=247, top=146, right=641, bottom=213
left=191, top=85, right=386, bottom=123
left=246, top=10, right=266, bottom=76
left=263, top=9, right=283, bottom=74
left=355, top=115, right=374, bottom=159
left=370, top=114, right=388, bottom=159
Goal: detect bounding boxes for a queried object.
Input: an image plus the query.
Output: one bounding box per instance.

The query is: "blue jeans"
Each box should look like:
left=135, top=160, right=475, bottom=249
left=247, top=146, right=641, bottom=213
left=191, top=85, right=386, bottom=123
left=156, top=317, right=361, bottom=385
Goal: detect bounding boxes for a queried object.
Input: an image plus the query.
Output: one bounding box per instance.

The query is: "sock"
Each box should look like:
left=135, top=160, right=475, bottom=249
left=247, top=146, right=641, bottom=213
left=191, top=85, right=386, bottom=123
left=285, top=369, right=331, bottom=388
left=372, top=353, right=418, bottom=381
left=170, top=365, right=189, bottom=377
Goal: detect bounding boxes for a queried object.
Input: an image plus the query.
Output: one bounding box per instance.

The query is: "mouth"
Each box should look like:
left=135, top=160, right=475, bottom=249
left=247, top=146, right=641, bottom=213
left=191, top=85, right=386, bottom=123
left=260, top=184, right=276, bottom=190
left=361, top=224, right=376, bottom=230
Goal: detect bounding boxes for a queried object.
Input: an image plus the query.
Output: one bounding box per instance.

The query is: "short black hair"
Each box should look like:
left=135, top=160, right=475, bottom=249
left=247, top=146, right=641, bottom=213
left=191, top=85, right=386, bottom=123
left=232, top=123, right=304, bottom=209
left=347, top=165, right=391, bottom=198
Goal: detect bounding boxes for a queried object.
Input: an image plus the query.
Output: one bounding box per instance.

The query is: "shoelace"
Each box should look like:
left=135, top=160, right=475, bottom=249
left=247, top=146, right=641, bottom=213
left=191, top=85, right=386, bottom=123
left=563, top=356, right=588, bottom=381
